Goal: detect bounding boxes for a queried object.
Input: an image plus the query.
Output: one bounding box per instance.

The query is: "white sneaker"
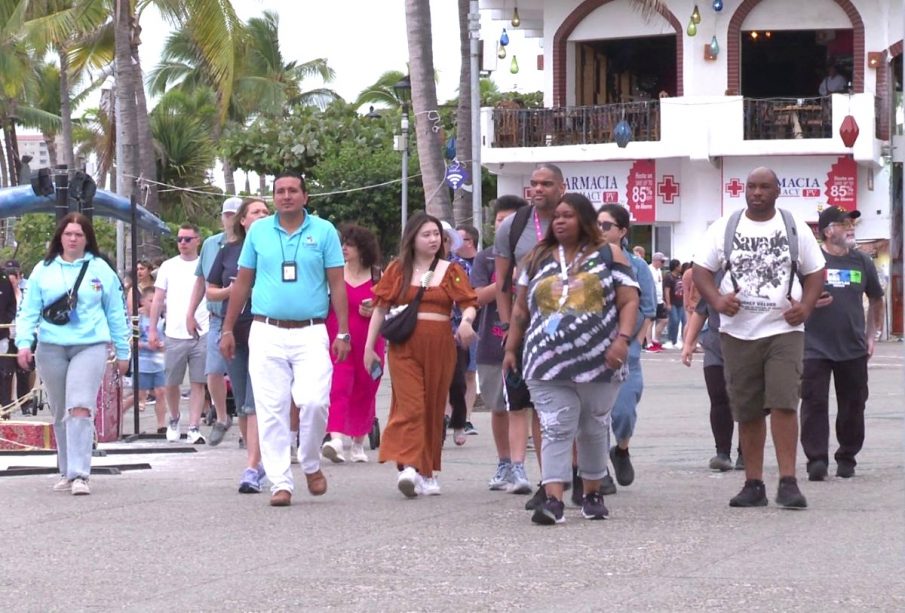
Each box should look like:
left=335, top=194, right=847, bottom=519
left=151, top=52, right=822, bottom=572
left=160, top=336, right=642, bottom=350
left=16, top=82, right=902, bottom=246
left=675, top=340, right=684, bottom=349
left=166, top=414, right=181, bottom=443
left=71, top=478, right=90, bottom=496
left=350, top=443, right=368, bottom=463
left=662, top=341, right=674, bottom=349
left=52, top=477, right=71, bottom=492
left=290, top=445, right=300, bottom=464
left=421, top=476, right=441, bottom=496
left=397, top=466, right=419, bottom=498
left=321, top=438, right=345, bottom=463
left=187, top=427, right=206, bottom=444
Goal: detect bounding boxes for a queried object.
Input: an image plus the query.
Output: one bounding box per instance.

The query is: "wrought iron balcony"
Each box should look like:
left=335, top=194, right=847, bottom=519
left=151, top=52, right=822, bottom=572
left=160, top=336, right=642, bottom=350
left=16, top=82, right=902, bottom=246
left=491, top=101, right=660, bottom=148
left=743, top=97, right=833, bottom=140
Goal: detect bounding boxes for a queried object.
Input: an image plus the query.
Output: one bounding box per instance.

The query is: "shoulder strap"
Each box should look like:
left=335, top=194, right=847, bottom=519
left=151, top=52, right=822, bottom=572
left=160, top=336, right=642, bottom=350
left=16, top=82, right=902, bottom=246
left=601, top=243, right=613, bottom=266
left=411, top=255, right=440, bottom=305
left=501, top=206, right=533, bottom=293
left=778, top=208, right=800, bottom=300
left=70, top=260, right=90, bottom=295
left=722, top=209, right=744, bottom=268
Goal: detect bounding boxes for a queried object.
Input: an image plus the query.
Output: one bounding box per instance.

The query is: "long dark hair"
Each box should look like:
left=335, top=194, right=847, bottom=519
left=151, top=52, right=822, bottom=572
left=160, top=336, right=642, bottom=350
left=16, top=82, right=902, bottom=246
left=598, top=203, right=631, bottom=248
left=234, top=198, right=269, bottom=242
left=44, top=212, right=102, bottom=264
left=524, top=193, right=602, bottom=278
left=395, top=212, right=442, bottom=300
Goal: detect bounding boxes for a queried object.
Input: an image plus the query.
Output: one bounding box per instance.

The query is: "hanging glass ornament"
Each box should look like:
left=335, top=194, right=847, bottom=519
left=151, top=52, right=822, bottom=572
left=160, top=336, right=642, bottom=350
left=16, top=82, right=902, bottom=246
left=511, top=6, right=520, bottom=27
left=510, top=55, right=519, bottom=74
left=839, top=115, right=860, bottom=147
left=713, top=0, right=723, bottom=11
left=710, top=35, right=720, bottom=56
left=614, top=120, right=633, bottom=148
left=500, top=28, right=510, bottom=47
left=692, top=5, right=701, bottom=24
left=498, top=44, right=507, bottom=59
left=687, top=18, right=697, bottom=37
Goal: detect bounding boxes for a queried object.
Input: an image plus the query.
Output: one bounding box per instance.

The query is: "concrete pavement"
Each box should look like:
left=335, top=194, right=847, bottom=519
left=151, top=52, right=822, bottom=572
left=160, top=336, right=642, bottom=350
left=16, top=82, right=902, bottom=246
left=1, top=342, right=902, bottom=611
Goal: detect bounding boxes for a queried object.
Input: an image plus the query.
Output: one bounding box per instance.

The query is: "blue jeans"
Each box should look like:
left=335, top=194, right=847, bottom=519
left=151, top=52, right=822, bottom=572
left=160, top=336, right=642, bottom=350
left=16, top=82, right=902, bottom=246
left=609, top=342, right=643, bottom=443
left=668, top=304, right=686, bottom=345
left=226, top=343, right=255, bottom=416
left=35, top=342, right=108, bottom=481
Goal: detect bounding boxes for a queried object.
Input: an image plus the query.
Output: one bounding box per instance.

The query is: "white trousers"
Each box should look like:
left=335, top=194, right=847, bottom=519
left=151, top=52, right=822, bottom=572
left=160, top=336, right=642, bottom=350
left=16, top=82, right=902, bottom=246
left=248, top=320, right=333, bottom=493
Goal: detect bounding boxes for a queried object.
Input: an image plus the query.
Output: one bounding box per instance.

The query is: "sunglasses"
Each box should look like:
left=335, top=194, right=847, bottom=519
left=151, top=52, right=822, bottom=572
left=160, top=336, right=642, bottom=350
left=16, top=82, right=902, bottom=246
left=597, top=221, right=619, bottom=231
left=176, top=236, right=197, bottom=243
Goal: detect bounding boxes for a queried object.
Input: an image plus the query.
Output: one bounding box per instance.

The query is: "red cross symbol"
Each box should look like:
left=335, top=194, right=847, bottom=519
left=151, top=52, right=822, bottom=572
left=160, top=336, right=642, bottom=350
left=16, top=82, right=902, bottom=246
left=724, top=178, right=745, bottom=197
left=657, top=175, right=680, bottom=204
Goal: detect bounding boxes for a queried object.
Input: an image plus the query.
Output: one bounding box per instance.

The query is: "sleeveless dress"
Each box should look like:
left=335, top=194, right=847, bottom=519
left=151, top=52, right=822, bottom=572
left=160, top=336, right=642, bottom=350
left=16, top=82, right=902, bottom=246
left=372, top=261, right=477, bottom=477
left=326, top=279, right=385, bottom=437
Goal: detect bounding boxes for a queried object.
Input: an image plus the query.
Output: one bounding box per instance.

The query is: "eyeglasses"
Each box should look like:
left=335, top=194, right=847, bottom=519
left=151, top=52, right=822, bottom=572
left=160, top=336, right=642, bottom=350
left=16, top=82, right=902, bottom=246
left=176, top=236, right=197, bottom=243
left=597, top=221, right=619, bottom=231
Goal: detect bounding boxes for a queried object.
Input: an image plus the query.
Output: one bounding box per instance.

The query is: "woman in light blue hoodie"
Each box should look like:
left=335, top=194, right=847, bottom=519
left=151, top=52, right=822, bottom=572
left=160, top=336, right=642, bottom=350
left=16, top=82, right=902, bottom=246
left=16, top=213, right=130, bottom=496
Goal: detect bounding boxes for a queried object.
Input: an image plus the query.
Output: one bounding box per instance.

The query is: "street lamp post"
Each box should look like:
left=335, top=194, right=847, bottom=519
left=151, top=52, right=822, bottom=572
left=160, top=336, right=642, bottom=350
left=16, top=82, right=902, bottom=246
left=393, top=75, right=412, bottom=237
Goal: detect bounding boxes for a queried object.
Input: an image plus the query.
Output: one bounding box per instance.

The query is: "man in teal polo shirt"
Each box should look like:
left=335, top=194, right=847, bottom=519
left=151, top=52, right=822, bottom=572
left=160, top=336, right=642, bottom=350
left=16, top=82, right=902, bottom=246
left=187, top=196, right=240, bottom=446
left=221, top=171, right=350, bottom=507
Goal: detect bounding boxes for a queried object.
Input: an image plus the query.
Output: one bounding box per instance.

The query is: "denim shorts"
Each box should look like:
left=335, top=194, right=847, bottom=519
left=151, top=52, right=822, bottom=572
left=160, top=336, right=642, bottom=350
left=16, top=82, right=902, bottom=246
left=139, top=370, right=166, bottom=391
left=205, top=315, right=229, bottom=376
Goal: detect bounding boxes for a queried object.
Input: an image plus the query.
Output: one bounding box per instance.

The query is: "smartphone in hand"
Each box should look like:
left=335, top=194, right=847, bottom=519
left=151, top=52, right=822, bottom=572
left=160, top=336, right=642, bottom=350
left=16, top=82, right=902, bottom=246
left=369, top=360, right=383, bottom=380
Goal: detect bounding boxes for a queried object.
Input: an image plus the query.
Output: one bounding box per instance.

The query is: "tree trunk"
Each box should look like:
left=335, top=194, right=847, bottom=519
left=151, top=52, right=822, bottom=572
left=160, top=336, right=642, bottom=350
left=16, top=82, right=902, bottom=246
left=114, top=0, right=139, bottom=200
left=4, top=119, right=19, bottom=186
left=451, top=0, right=472, bottom=227
left=404, top=0, right=451, bottom=221
left=213, top=118, right=236, bottom=195
left=0, top=138, right=8, bottom=187
left=43, top=132, right=59, bottom=168
left=258, top=173, right=266, bottom=196
left=58, top=48, right=75, bottom=169
left=132, top=52, right=159, bottom=216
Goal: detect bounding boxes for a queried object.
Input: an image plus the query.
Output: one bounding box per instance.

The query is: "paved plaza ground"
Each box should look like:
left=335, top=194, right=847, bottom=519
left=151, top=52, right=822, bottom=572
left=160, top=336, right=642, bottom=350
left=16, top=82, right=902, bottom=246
left=1, top=342, right=903, bottom=611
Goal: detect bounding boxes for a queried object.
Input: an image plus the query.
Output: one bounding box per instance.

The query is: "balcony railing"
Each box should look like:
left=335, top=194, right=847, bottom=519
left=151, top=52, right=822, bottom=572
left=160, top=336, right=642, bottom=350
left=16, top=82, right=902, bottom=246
left=743, top=97, right=832, bottom=140
left=491, top=101, right=660, bottom=148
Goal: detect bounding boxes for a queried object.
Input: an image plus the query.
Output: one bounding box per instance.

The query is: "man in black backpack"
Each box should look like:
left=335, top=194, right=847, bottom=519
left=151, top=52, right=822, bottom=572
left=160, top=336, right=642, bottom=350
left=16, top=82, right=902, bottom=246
left=693, top=167, right=825, bottom=509
left=495, top=163, right=565, bottom=508
left=800, top=207, right=884, bottom=481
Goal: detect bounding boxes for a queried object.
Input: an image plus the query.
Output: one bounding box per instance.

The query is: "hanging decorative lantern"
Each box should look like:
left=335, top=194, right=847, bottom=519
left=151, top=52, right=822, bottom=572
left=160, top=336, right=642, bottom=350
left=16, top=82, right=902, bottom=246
left=713, top=0, right=723, bottom=11
left=497, top=43, right=507, bottom=59
left=510, top=55, right=519, bottom=74
left=710, top=35, right=720, bottom=57
left=614, top=120, right=633, bottom=148
left=687, top=18, right=697, bottom=36
left=500, top=28, right=510, bottom=46
left=511, top=5, right=520, bottom=27
left=839, top=115, right=860, bottom=147
left=692, top=5, right=702, bottom=24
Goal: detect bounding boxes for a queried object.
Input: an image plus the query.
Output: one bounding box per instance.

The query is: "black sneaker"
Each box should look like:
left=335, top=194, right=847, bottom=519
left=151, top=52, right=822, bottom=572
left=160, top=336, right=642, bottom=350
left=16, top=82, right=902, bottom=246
left=600, top=475, right=617, bottom=496
left=729, top=479, right=768, bottom=507
left=709, top=453, right=733, bottom=471
left=734, top=451, right=745, bottom=471
left=776, top=476, right=807, bottom=509
left=464, top=421, right=478, bottom=435
left=531, top=496, right=565, bottom=525
left=570, top=467, right=583, bottom=507
left=836, top=462, right=855, bottom=478
left=807, top=460, right=828, bottom=482
left=525, top=484, right=546, bottom=511
left=581, top=491, right=609, bottom=520
left=609, top=446, right=634, bottom=486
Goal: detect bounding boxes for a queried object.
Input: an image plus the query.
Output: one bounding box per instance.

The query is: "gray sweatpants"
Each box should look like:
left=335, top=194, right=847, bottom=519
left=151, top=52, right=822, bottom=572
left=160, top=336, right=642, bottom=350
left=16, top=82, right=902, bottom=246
left=35, top=342, right=108, bottom=481
left=527, top=379, right=623, bottom=484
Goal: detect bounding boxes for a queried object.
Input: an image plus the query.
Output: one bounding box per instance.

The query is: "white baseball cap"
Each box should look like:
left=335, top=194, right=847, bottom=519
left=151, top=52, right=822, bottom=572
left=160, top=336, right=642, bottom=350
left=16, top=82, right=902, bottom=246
left=222, top=197, right=242, bottom=214
left=440, top=220, right=463, bottom=252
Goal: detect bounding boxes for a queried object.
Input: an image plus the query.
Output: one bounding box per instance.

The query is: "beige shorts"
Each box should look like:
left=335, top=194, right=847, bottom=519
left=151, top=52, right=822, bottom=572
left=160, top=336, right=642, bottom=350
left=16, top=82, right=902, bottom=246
left=477, top=364, right=506, bottom=413
left=720, top=332, right=804, bottom=423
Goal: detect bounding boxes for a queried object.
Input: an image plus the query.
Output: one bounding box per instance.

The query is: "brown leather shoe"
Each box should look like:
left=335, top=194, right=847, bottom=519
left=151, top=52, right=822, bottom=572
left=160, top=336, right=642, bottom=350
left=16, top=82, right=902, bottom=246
left=305, top=470, right=327, bottom=496
left=270, top=489, right=291, bottom=507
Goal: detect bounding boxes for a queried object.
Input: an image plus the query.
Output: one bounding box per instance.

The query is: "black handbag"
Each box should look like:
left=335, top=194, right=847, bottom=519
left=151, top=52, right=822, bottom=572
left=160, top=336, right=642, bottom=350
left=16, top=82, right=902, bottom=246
left=380, top=256, right=438, bottom=344
left=42, top=261, right=90, bottom=326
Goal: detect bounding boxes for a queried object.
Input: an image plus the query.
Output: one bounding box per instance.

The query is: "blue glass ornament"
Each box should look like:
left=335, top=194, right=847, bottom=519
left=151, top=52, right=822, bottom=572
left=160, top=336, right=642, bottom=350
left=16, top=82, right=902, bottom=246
left=500, top=28, right=509, bottom=47
left=614, top=120, right=632, bottom=148
left=713, top=0, right=723, bottom=12
left=710, top=36, right=720, bottom=56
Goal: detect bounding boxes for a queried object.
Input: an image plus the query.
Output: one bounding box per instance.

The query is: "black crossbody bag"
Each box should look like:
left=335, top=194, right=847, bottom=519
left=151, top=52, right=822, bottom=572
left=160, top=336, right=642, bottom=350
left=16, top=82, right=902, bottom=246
left=380, top=256, right=439, bottom=344
left=43, top=261, right=90, bottom=326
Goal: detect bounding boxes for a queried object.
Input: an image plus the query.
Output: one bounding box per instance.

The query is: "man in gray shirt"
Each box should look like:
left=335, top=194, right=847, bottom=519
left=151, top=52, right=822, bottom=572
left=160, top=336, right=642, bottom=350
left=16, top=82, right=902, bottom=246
left=494, top=163, right=565, bottom=510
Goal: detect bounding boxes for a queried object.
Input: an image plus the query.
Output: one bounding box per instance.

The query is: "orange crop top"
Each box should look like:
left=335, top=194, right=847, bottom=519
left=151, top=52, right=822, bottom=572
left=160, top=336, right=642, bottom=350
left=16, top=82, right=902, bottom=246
left=372, top=260, right=477, bottom=316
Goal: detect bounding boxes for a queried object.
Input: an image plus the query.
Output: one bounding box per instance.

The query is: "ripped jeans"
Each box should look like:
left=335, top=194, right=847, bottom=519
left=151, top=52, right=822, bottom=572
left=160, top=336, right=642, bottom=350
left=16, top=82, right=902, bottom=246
left=527, top=378, right=622, bottom=484
left=35, top=342, right=108, bottom=481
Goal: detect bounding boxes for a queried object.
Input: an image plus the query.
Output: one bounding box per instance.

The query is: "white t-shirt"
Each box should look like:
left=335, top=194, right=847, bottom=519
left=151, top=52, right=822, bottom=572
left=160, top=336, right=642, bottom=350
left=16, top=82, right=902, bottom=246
left=155, top=255, right=209, bottom=339
left=694, top=210, right=824, bottom=340
left=649, top=264, right=664, bottom=303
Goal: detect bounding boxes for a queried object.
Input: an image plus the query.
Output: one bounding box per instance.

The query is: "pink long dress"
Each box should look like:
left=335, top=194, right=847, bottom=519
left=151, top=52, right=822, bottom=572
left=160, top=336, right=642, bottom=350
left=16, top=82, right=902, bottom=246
left=325, top=279, right=385, bottom=437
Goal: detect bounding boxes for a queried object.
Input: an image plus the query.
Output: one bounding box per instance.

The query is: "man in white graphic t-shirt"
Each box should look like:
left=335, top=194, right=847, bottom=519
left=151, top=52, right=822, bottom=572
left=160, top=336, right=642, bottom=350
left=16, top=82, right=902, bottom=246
left=693, top=167, right=825, bottom=510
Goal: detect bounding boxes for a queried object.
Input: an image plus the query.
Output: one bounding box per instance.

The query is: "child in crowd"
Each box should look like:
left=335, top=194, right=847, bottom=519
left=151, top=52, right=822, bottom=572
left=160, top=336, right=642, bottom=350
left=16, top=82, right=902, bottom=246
left=136, top=286, right=168, bottom=432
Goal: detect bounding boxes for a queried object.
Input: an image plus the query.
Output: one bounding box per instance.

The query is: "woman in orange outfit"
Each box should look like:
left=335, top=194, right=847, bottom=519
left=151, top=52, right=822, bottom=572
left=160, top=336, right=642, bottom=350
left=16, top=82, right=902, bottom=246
left=364, top=213, right=477, bottom=498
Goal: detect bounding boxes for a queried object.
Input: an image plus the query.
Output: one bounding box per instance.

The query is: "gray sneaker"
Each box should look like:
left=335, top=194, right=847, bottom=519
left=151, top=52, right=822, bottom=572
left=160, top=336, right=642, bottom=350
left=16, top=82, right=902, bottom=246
left=208, top=421, right=230, bottom=447
left=709, top=453, right=733, bottom=472
left=508, top=463, right=532, bottom=495
left=488, top=462, right=513, bottom=490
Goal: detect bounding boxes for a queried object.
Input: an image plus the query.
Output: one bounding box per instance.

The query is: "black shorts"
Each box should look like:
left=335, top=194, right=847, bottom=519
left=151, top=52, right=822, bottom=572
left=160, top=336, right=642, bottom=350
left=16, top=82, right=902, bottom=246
left=656, top=303, right=667, bottom=320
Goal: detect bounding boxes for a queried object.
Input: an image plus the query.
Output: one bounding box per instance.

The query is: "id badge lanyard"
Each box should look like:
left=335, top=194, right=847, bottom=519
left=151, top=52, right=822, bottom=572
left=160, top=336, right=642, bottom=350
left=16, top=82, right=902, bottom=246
left=277, top=229, right=303, bottom=282
left=544, top=243, right=582, bottom=336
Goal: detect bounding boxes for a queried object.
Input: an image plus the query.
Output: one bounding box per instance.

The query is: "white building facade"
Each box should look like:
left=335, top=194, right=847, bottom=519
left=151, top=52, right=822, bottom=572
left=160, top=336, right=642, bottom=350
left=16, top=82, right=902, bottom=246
left=479, top=0, right=903, bottom=332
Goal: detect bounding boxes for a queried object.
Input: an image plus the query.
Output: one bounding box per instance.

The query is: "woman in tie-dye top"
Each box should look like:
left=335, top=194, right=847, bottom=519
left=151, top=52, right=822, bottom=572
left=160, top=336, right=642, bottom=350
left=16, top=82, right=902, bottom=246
left=503, top=193, right=639, bottom=525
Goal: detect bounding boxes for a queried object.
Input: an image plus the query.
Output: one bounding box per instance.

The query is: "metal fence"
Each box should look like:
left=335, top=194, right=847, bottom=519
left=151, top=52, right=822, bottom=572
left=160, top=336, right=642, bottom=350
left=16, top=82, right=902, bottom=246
left=743, top=97, right=833, bottom=140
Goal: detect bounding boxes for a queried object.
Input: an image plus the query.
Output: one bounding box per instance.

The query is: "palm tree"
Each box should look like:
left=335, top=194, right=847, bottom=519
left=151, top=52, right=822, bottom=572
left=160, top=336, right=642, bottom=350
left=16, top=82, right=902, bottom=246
left=404, top=0, right=451, bottom=221
left=354, top=70, right=408, bottom=111
left=451, top=0, right=472, bottom=227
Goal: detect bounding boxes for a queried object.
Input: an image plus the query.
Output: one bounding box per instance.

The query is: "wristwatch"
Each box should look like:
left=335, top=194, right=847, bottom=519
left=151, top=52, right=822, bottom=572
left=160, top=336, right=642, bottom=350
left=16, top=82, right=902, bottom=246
left=336, top=333, right=351, bottom=342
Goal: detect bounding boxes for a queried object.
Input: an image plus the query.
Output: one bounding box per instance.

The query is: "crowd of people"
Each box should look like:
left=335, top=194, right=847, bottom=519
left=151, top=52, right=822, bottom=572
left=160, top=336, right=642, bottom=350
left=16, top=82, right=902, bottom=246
left=14, top=164, right=884, bottom=524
